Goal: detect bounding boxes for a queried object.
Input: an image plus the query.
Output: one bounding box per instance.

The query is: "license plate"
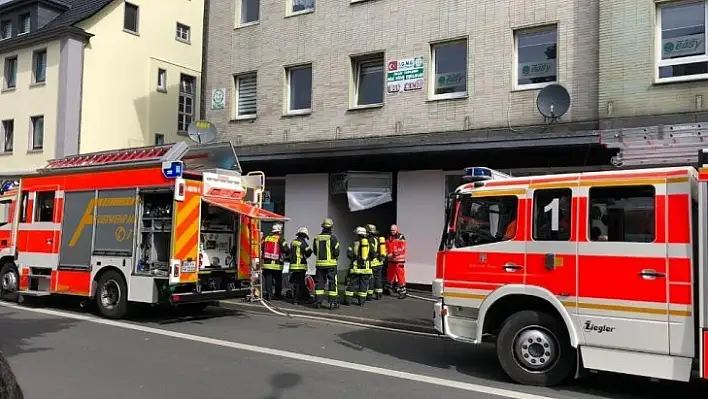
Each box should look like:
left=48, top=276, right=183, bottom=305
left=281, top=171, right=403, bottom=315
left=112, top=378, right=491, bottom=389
left=182, top=261, right=196, bottom=273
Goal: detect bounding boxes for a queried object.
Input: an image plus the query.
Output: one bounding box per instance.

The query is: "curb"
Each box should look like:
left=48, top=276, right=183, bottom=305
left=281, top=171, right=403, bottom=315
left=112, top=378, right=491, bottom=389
left=218, top=300, right=437, bottom=334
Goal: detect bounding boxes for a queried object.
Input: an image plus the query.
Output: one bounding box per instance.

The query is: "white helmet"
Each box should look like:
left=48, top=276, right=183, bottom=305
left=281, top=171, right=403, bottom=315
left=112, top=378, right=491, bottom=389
left=354, top=226, right=367, bottom=236
left=272, top=223, right=283, bottom=233
left=297, top=226, right=309, bottom=236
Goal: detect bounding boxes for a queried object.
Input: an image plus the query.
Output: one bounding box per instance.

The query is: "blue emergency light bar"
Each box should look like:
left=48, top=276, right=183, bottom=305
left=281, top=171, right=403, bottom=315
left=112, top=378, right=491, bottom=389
left=0, top=180, right=17, bottom=193
left=461, top=167, right=512, bottom=182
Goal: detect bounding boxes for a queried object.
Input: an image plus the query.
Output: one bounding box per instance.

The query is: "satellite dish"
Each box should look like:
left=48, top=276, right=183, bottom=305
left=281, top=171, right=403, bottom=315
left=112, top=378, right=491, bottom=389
left=536, top=84, right=571, bottom=119
left=187, top=120, right=218, bottom=144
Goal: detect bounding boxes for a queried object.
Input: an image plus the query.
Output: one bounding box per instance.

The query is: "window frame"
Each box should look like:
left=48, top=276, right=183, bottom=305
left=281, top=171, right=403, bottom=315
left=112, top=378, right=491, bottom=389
left=513, top=24, right=559, bottom=91
left=531, top=188, right=572, bottom=242
left=154, top=133, right=165, bottom=145
left=177, top=74, right=196, bottom=132
left=29, top=115, right=44, bottom=151
left=19, top=13, right=30, bottom=35
left=288, top=0, right=315, bottom=16
left=655, top=0, right=708, bottom=83
left=0, top=20, right=11, bottom=40
left=1, top=119, right=13, bottom=153
left=351, top=53, right=385, bottom=108
left=238, top=0, right=260, bottom=27
left=453, top=194, right=519, bottom=248
left=175, top=22, right=191, bottom=44
left=429, top=39, right=469, bottom=101
left=3, top=56, right=17, bottom=89
left=34, top=191, right=55, bottom=223
left=587, top=185, right=657, bottom=243
left=123, top=2, right=140, bottom=34
left=157, top=68, right=167, bottom=92
left=285, top=64, right=313, bottom=115
left=234, top=72, right=258, bottom=119
left=32, top=49, right=47, bottom=84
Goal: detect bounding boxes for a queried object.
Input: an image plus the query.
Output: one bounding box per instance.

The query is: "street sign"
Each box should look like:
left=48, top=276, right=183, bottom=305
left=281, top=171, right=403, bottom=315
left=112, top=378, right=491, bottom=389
left=162, top=161, right=184, bottom=179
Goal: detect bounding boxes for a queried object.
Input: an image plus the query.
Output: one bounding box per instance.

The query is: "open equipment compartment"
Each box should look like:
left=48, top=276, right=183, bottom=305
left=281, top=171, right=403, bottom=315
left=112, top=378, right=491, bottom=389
left=136, top=189, right=174, bottom=276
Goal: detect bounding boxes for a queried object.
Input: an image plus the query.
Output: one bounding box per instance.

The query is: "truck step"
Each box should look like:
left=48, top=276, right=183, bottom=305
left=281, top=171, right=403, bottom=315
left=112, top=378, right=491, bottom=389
left=28, top=274, right=51, bottom=279
left=19, top=290, right=51, bottom=297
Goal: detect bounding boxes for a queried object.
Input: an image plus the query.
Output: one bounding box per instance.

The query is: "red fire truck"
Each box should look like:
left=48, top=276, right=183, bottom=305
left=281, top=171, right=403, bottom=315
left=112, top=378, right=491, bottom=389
left=0, top=142, right=286, bottom=319
left=434, top=152, right=708, bottom=387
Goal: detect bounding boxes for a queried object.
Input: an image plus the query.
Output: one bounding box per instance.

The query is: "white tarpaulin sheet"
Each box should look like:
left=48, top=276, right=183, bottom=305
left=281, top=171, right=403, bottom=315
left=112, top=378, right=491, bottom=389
left=347, top=190, right=393, bottom=212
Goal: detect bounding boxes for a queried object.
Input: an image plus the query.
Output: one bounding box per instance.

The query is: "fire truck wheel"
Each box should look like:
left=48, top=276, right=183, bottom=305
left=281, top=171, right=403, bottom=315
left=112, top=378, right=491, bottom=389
left=496, top=310, right=575, bottom=387
left=0, top=263, right=19, bottom=302
left=96, top=270, right=128, bottom=319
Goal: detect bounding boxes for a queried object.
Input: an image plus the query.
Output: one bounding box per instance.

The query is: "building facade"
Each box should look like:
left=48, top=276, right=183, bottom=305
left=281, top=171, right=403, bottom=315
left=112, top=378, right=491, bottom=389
left=0, top=0, right=204, bottom=175
left=598, top=0, right=708, bottom=167
left=203, top=0, right=613, bottom=284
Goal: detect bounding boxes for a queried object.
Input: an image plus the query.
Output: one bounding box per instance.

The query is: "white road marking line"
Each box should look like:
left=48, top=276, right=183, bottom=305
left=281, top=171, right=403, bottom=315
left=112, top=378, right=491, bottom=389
left=222, top=300, right=439, bottom=337
left=0, top=302, right=559, bottom=399
left=222, top=300, right=434, bottom=330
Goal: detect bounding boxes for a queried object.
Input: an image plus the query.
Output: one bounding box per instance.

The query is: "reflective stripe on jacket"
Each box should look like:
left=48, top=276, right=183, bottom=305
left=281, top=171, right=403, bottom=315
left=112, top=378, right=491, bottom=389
left=386, top=233, right=406, bottom=263
left=313, top=232, right=339, bottom=267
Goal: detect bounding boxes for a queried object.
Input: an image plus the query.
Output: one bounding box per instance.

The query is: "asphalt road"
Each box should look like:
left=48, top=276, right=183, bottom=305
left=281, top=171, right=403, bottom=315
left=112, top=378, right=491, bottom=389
left=2, top=301, right=708, bottom=399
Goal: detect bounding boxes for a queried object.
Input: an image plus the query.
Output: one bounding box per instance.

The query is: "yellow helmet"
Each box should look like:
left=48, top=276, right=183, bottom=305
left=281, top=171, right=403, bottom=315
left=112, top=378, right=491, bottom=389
left=321, top=218, right=334, bottom=228
left=365, top=224, right=377, bottom=234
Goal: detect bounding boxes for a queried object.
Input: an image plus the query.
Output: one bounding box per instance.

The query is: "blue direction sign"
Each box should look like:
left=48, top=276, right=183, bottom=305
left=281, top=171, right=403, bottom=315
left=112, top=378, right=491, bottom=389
left=162, top=161, right=184, bottom=179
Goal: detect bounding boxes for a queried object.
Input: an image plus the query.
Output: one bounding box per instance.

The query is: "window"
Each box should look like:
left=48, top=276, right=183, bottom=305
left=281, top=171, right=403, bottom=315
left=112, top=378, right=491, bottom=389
left=291, top=0, right=314, bottom=14
left=124, top=2, right=139, bottom=33
left=515, top=26, right=558, bottom=89
left=18, top=191, right=28, bottom=223
left=351, top=53, right=384, bottom=107
left=240, top=0, right=260, bottom=25
left=176, top=23, right=190, bottom=43
left=430, top=40, right=468, bottom=99
left=588, top=186, right=655, bottom=243
left=34, top=191, right=55, bottom=222
left=286, top=65, right=312, bottom=113
left=19, top=14, right=30, bottom=34
left=33, top=50, right=46, bottom=83
left=157, top=68, right=167, bottom=92
left=454, top=195, right=518, bottom=247
left=533, top=188, right=572, bottom=241
left=234, top=73, right=257, bottom=118
left=657, top=1, right=708, bottom=81
left=155, top=133, right=165, bottom=145
left=178, top=74, right=196, bottom=132
left=0, top=21, right=11, bottom=40
left=3, top=57, right=17, bottom=89
left=1, top=120, right=13, bottom=153
left=30, top=115, right=44, bottom=151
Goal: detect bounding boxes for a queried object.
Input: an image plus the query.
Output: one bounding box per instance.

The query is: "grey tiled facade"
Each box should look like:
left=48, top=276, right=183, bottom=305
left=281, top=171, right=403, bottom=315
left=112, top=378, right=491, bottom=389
left=599, top=0, right=708, bottom=129
left=204, top=0, right=600, bottom=147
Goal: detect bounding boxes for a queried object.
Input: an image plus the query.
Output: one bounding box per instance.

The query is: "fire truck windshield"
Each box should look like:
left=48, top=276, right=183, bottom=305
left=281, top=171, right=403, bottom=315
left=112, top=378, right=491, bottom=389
left=451, top=194, right=518, bottom=247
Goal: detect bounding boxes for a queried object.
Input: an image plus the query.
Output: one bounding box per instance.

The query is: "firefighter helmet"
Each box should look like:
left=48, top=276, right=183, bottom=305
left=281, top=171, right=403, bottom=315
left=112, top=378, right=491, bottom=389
left=297, top=226, right=309, bottom=237
left=272, top=223, right=283, bottom=233
left=321, top=218, right=334, bottom=229
left=354, top=226, right=367, bottom=236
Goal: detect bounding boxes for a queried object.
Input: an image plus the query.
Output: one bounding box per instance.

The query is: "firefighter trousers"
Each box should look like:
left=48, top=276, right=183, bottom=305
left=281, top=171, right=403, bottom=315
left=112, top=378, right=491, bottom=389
left=314, top=267, right=338, bottom=304
left=288, top=271, right=309, bottom=302
left=263, top=269, right=283, bottom=299
left=368, top=266, right=383, bottom=299
left=387, top=262, right=406, bottom=294
left=345, top=272, right=370, bottom=305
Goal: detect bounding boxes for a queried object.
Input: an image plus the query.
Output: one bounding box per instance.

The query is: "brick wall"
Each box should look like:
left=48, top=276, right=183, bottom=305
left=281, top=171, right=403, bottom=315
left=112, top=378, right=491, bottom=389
left=205, top=0, right=599, bottom=146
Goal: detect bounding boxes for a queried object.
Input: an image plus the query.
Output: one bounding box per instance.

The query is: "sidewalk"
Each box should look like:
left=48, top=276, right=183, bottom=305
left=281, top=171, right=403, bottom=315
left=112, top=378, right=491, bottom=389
left=219, top=292, right=436, bottom=333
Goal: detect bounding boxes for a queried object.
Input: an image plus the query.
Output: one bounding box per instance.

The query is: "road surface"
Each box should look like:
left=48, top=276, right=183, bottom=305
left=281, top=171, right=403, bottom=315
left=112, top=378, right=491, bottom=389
left=1, top=301, right=707, bottom=399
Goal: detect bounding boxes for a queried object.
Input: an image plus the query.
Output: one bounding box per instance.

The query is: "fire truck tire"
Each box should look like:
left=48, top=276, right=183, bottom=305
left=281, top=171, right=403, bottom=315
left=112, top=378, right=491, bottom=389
left=496, top=310, right=575, bottom=387
left=95, top=270, right=128, bottom=319
left=0, top=263, right=19, bottom=302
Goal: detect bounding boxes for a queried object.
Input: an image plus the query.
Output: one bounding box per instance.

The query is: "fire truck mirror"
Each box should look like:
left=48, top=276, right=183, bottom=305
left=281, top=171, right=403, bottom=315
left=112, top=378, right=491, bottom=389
left=544, top=253, right=555, bottom=271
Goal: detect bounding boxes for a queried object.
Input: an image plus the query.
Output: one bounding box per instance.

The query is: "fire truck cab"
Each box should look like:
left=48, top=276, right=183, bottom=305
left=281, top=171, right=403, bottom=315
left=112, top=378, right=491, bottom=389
left=0, top=142, right=287, bottom=319
left=434, top=156, right=708, bottom=387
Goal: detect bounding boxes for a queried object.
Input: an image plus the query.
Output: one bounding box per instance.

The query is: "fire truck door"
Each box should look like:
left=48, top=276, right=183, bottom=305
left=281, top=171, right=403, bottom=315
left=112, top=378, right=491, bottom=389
left=18, top=187, right=61, bottom=268
left=577, top=182, right=669, bottom=355
left=525, top=186, right=577, bottom=309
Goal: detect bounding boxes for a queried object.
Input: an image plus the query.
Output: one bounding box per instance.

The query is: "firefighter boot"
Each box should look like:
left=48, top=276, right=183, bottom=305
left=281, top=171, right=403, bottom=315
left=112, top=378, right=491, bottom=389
left=398, top=285, right=407, bottom=299
left=329, top=297, right=339, bottom=310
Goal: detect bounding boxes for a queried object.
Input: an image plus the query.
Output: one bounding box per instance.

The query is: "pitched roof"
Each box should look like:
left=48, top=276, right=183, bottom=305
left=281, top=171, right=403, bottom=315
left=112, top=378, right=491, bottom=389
left=0, top=0, right=113, bottom=51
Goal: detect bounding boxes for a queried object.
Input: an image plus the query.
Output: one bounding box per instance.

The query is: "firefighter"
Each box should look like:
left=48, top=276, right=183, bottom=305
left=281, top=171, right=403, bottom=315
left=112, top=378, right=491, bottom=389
left=386, top=224, right=407, bottom=299
left=289, top=227, right=313, bottom=304
left=344, top=226, right=371, bottom=306
left=312, top=218, right=340, bottom=309
left=261, top=223, right=289, bottom=301
left=366, top=224, right=387, bottom=300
